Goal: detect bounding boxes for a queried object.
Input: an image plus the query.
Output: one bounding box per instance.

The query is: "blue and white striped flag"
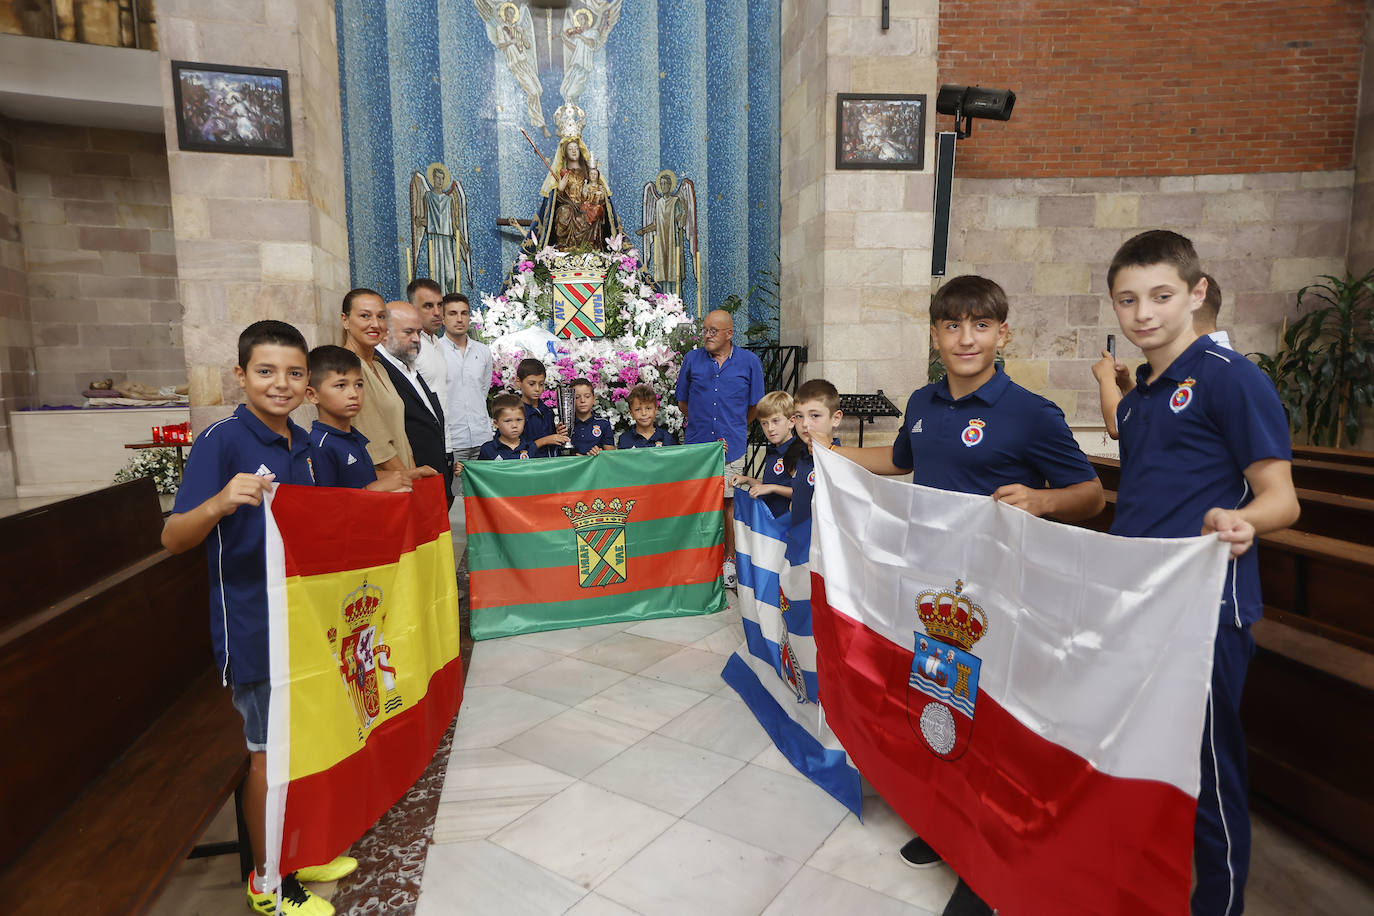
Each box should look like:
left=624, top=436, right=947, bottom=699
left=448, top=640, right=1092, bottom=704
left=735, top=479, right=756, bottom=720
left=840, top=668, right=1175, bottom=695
left=721, top=488, right=862, bottom=815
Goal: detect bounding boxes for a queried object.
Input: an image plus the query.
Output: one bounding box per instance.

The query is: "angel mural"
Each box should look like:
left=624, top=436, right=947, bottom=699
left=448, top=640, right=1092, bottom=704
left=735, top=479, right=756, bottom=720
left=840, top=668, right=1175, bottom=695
left=408, top=162, right=473, bottom=295
left=475, top=0, right=548, bottom=136
left=641, top=169, right=699, bottom=310
left=560, top=0, right=621, bottom=107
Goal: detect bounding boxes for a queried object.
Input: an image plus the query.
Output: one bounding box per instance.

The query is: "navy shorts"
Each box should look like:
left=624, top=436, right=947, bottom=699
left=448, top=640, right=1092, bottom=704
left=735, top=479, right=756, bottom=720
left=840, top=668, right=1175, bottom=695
left=230, top=679, right=270, bottom=753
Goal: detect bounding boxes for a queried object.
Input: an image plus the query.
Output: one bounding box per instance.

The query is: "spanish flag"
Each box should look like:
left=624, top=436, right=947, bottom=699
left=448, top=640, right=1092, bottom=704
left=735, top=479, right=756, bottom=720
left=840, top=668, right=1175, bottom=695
left=262, top=476, right=462, bottom=883
left=463, top=442, right=727, bottom=639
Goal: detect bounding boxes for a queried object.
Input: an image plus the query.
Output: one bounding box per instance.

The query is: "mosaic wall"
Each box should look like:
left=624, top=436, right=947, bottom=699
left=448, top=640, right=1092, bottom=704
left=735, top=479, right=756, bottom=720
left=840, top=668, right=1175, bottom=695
left=336, top=0, right=780, bottom=335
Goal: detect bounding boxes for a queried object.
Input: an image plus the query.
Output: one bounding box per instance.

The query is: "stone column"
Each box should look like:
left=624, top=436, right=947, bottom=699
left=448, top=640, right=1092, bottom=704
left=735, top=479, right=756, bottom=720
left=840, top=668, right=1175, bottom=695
left=781, top=0, right=938, bottom=442
left=156, top=0, right=349, bottom=431
left=0, top=116, right=32, bottom=498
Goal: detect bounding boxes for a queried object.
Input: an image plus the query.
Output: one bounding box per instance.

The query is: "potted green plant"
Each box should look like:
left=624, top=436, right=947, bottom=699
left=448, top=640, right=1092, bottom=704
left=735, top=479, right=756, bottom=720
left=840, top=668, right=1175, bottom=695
left=1251, top=270, right=1374, bottom=447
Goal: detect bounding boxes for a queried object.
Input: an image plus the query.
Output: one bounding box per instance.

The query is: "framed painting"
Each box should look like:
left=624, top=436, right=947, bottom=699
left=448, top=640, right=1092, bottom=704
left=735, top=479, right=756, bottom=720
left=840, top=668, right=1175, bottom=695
left=171, top=61, right=292, bottom=156
left=835, top=93, right=925, bottom=170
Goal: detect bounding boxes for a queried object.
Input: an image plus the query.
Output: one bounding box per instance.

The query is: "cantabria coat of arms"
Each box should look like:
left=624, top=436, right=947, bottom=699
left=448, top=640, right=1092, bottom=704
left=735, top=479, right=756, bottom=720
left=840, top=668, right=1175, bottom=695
left=563, top=496, right=635, bottom=587
left=906, top=579, right=987, bottom=760
left=327, top=579, right=402, bottom=738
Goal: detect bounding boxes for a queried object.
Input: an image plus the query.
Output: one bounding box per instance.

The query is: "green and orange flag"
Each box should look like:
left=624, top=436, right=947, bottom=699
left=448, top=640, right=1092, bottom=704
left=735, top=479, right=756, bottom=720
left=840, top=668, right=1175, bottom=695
left=463, top=442, right=727, bottom=639
left=261, top=477, right=462, bottom=885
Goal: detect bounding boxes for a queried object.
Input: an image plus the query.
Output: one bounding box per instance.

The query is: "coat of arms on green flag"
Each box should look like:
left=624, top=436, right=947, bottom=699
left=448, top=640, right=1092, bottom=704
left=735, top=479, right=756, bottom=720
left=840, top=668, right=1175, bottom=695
left=564, top=497, right=635, bottom=587
left=550, top=267, right=607, bottom=338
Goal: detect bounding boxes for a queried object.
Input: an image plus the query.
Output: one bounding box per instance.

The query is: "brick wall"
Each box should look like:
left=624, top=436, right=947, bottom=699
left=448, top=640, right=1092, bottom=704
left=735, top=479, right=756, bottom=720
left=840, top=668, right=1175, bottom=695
left=939, top=0, right=1366, bottom=178
left=13, top=122, right=182, bottom=407
left=1350, top=4, right=1374, bottom=276
left=0, top=116, right=32, bottom=498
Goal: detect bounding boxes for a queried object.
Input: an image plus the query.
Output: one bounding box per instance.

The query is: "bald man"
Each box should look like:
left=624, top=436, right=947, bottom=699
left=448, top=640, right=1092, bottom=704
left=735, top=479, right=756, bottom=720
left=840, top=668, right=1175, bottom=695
left=377, top=301, right=453, bottom=505
left=675, top=309, right=765, bottom=588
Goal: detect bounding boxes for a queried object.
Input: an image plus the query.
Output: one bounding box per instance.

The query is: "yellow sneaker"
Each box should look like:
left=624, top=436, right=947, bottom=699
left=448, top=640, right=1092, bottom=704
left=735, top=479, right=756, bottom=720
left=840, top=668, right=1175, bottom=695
left=294, top=855, right=358, bottom=883
left=246, top=872, right=335, bottom=915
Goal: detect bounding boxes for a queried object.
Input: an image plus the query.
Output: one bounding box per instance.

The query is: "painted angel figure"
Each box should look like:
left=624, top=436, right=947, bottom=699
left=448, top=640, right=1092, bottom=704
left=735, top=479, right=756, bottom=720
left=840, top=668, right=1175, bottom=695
left=409, top=162, right=473, bottom=295
left=640, top=169, right=697, bottom=297
left=560, top=0, right=622, bottom=107
left=475, top=0, right=548, bottom=136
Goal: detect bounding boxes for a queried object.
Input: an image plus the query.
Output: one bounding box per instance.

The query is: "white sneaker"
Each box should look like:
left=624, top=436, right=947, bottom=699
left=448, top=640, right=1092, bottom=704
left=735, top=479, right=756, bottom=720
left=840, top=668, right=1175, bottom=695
left=723, top=557, right=738, bottom=589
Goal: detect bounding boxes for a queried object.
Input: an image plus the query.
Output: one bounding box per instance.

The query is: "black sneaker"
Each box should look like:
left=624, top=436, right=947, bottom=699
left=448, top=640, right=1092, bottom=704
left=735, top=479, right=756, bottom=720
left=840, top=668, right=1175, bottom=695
left=941, top=878, right=994, bottom=916
left=898, top=835, right=943, bottom=868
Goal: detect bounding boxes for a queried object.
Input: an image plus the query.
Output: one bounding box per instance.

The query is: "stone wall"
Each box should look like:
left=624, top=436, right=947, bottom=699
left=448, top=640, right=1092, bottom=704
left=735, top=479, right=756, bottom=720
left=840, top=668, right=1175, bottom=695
left=0, top=116, right=31, bottom=498
left=156, top=0, right=349, bottom=431
left=11, top=122, right=181, bottom=407
left=944, top=170, right=1354, bottom=426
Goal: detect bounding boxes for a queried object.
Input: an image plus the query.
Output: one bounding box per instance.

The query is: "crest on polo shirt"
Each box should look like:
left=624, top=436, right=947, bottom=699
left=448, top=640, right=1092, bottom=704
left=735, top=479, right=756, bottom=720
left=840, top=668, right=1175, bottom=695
left=960, top=418, right=986, bottom=447
left=807, top=468, right=816, bottom=486
left=519, top=450, right=530, bottom=458
left=907, top=579, right=986, bottom=760
left=564, top=497, right=636, bottom=588
left=592, top=424, right=602, bottom=437
left=773, top=458, right=785, bottom=476
left=1170, top=378, right=1196, bottom=414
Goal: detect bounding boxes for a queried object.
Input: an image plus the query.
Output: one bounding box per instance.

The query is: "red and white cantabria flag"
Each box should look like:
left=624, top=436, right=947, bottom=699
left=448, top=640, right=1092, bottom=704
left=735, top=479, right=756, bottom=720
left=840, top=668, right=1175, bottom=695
left=807, top=446, right=1231, bottom=916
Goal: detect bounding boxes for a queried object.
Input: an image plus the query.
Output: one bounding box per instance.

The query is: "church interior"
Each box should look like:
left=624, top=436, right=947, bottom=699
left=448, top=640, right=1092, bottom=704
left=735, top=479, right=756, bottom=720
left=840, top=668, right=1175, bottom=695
left=3, top=0, right=1374, bottom=914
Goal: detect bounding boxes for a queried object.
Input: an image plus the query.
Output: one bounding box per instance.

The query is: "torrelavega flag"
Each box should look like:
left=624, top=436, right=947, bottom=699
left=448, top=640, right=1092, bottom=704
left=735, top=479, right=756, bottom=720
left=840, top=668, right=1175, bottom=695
left=463, top=442, right=726, bottom=639
left=808, top=446, right=1231, bottom=916
left=262, top=477, right=462, bottom=884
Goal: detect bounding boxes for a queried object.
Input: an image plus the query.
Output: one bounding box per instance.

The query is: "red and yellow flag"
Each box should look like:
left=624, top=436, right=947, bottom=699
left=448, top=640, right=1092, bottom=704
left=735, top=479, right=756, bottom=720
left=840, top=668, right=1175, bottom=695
left=262, top=477, right=462, bottom=881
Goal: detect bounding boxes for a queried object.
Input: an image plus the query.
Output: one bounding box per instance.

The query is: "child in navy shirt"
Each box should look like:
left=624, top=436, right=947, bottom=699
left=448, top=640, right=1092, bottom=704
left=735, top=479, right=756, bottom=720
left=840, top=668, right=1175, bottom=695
left=306, top=345, right=379, bottom=489
left=479, top=393, right=534, bottom=460
left=161, top=321, right=356, bottom=915
left=835, top=276, right=1105, bottom=916
left=569, top=377, right=615, bottom=455
left=1105, top=231, right=1298, bottom=916
left=517, top=357, right=568, bottom=456
left=617, top=384, right=676, bottom=448
left=730, top=390, right=802, bottom=517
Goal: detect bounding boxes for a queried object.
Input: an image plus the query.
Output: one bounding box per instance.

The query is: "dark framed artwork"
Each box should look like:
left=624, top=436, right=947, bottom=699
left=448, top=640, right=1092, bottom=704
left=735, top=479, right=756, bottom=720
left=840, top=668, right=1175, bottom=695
left=171, top=61, right=292, bottom=156
left=835, top=93, right=926, bottom=170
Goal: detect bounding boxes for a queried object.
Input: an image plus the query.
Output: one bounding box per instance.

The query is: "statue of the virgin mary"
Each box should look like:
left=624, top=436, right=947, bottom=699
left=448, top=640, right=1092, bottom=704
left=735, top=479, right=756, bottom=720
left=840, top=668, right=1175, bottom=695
left=531, top=105, right=621, bottom=252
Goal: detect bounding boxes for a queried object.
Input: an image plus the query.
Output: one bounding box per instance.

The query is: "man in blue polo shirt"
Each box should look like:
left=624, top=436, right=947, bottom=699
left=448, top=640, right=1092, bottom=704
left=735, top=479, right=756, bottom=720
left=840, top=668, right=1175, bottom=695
left=1105, top=230, right=1298, bottom=916
left=676, top=309, right=765, bottom=588
left=835, top=275, right=1104, bottom=916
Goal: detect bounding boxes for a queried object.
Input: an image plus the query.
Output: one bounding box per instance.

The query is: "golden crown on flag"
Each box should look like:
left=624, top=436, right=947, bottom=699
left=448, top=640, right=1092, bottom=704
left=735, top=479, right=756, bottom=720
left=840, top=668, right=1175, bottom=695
left=342, top=580, right=384, bottom=633
left=562, top=496, right=636, bottom=532
left=916, top=579, right=988, bottom=651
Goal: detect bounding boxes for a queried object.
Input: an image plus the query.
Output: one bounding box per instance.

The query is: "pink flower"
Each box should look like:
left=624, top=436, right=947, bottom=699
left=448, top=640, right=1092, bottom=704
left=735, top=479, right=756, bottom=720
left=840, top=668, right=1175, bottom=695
left=541, top=390, right=556, bottom=407
left=497, top=295, right=508, bottom=303
left=619, top=256, right=637, bottom=272
left=612, top=386, right=629, bottom=401
left=490, top=370, right=503, bottom=387
left=518, top=259, right=535, bottom=274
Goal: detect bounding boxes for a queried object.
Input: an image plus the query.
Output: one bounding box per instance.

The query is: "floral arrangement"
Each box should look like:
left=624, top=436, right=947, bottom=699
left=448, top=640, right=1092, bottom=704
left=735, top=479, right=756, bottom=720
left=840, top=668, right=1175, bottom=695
left=114, top=447, right=182, bottom=495
left=475, top=234, right=698, bottom=434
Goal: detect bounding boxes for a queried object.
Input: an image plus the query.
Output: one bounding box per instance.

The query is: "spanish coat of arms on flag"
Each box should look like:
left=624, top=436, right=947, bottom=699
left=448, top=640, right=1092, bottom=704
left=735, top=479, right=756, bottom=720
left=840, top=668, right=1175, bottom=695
left=550, top=266, right=607, bottom=338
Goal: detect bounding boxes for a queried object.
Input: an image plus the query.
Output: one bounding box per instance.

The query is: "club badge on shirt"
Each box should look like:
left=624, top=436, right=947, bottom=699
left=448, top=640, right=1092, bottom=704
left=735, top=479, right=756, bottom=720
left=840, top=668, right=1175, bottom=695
left=1170, top=378, right=1196, bottom=414
left=807, top=469, right=816, bottom=485
left=773, top=458, right=785, bottom=475
left=961, top=418, right=986, bottom=448
left=592, top=424, right=602, bottom=436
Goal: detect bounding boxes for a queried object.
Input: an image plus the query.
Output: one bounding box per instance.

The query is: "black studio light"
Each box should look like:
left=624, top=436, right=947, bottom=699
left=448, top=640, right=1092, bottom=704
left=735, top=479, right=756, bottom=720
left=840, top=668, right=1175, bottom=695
left=935, top=84, right=1016, bottom=139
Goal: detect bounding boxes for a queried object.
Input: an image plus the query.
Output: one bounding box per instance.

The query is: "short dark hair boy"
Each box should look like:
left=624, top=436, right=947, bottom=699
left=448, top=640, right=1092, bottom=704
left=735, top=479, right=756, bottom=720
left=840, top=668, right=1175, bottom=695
left=569, top=378, right=615, bottom=455
left=479, top=393, right=532, bottom=460
left=514, top=358, right=568, bottom=456
left=618, top=385, right=675, bottom=448
left=306, top=345, right=379, bottom=490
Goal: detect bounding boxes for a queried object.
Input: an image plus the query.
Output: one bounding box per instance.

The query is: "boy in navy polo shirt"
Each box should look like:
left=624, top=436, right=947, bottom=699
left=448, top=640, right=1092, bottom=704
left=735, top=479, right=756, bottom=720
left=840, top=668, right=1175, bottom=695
left=517, top=357, right=569, bottom=457
left=785, top=380, right=844, bottom=533
left=162, top=321, right=353, bottom=916
left=835, top=275, right=1104, bottom=916
left=617, top=384, right=676, bottom=448
left=730, top=390, right=801, bottom=517
left=570, top=377, right=615, bottom=455
left=1106, top=231, right=1298, bottom=916
left=479, top=393, right=534, bottom=460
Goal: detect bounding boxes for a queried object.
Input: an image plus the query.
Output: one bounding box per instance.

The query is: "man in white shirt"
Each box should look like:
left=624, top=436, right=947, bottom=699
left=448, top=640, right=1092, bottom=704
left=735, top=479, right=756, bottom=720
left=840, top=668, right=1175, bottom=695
left=438, top=293, right=494, bottom=472
left=407, top=277, right=448, bottom=405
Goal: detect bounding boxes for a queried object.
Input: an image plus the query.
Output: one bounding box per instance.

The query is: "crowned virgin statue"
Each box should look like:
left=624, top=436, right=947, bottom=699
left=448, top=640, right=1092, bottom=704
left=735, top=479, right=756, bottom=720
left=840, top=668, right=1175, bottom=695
left=531, top=105, right=621, bottom=252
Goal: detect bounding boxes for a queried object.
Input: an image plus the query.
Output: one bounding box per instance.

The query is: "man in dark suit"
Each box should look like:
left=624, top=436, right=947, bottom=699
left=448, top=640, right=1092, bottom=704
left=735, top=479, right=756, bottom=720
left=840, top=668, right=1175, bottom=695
left=378, top=301, right=454, bottom=505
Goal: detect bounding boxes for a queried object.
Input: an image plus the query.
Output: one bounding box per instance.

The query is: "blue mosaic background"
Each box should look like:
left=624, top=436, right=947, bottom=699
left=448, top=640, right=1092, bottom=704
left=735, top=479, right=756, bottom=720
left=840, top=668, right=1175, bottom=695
left=335, top=0, right=780, bottom=339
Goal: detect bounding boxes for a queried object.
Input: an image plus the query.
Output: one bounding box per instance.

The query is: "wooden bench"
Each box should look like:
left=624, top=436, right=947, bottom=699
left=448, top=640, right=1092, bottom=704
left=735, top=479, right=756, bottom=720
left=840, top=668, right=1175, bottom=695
left=0, top=479, right=251, bottom=914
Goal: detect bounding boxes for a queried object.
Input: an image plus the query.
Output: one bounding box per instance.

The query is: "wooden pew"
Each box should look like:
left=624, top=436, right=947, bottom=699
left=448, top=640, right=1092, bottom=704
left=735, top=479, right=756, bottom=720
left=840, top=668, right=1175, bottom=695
left=1291, top=445, right=1374, bottom=468
left=0, top=479, right=251, bottom=914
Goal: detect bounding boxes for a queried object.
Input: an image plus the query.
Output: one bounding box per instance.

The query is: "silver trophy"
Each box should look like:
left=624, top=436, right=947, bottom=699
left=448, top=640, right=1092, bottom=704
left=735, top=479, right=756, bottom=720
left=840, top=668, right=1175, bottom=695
left=554, top=384, right=576, bottom=455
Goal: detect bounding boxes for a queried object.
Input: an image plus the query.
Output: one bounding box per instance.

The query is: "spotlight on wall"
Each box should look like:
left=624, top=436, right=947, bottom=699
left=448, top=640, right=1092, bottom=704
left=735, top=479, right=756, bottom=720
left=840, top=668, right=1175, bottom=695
left=935, top=84, right=1016, bottom=139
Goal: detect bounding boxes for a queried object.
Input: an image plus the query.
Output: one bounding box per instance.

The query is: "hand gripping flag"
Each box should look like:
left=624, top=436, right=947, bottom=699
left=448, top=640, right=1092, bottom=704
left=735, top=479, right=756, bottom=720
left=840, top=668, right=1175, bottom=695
left=722, top=488, right=861, bottom=815
left=462, top=442, right=726, bottom=639
left=262, top=477, right=462, bottom=886
left=807, top=446, right=1231, bottom=916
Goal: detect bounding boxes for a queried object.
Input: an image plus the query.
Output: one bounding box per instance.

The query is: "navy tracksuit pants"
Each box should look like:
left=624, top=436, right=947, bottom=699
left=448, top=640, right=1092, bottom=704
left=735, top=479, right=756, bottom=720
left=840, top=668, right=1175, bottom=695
left=1192, top=622, right=1255, bottom=916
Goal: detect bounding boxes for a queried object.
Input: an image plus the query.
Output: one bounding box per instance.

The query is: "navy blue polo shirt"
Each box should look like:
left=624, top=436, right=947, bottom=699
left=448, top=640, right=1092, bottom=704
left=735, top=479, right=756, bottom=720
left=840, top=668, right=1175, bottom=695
left=759, top=437, right=798, bottom=517
left=571, top=414, right=615, bottom=454
left=479, top=435, right=534, bottom=460
left=523, top=400, right=557, bottom=456
left=309, top=420, right=376, bottom=489
left=675, top=345, right=765, bottom=461
left=1111, top=335, right=1291, bottom=626
left=171, top=404, right=315, bottom=685
left=892, top=367, right=1096, bottom=495
left=618, top=426, right=674, bottom=449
